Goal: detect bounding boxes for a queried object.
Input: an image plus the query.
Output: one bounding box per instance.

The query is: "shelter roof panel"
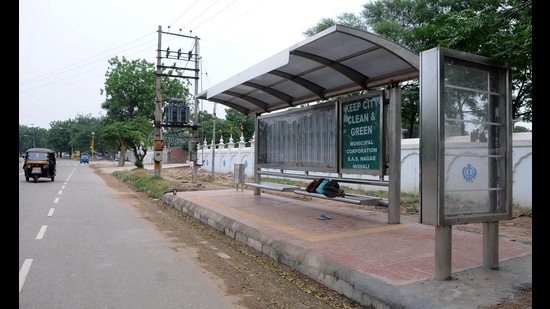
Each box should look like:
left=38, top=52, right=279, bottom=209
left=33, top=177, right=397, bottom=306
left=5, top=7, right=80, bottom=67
left=270, top=79, right=312, bottom=100
left=346, top=48, right=413, bottom=78
left=301, top=66, right=356, bottom=89
left=197, top=25, right=419, bottom=117
left=293, top=30, right=377, bottom=59
left=279, top=55, right=320, bottom=75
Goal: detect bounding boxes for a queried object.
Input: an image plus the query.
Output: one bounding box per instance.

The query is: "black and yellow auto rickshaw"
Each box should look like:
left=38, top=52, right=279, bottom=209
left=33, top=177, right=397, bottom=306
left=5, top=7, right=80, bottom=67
left=23, top=148, right=56, bottom=183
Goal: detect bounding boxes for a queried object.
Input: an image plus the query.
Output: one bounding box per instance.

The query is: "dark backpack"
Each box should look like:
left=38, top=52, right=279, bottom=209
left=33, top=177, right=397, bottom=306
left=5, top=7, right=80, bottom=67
left=305, top=178, right=325, bottom=193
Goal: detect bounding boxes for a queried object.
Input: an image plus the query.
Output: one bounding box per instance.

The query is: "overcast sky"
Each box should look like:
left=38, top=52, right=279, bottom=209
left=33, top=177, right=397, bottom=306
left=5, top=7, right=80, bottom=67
left=19, top=0, right=368, bottom=129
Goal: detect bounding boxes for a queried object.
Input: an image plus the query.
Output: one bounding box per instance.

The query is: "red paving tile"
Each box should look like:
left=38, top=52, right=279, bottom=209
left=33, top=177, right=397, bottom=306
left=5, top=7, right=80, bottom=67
left=176, top=189, right=532, bottom=285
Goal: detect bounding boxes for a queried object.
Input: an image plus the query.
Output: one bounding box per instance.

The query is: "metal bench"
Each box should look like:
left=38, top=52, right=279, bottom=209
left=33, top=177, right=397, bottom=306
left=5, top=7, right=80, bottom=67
left=293, top=190, right=385, bottom=206
left=244, top=182, right=302, bottom=192
left=245, top=181, right=386, bottom=206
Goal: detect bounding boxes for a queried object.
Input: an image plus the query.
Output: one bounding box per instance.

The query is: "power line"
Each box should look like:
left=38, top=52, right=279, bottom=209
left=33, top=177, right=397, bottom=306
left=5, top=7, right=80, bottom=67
left=169, top=0, right=202, bottom=27
left=19, top=32, right=158, bottom=94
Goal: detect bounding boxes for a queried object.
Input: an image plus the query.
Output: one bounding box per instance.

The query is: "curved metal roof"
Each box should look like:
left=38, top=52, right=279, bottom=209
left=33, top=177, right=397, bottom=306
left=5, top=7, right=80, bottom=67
left=196, top=25, right=419, bottom=116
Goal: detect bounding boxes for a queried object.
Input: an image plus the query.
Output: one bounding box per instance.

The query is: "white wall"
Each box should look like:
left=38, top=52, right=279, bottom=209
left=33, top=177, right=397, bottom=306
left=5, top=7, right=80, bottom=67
left=150, top=132, right=532, bottom=208
left=399, top=133, right=532, bottom=208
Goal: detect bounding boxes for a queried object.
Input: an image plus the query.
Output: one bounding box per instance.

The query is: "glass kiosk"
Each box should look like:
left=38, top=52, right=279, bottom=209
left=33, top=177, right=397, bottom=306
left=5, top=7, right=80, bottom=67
left=420, top=46, right=512, bottom=280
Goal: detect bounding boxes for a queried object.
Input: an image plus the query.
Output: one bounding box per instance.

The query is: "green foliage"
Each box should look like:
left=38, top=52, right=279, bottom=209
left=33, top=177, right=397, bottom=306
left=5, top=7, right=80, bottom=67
left=19, top=125, right=48, bottom=154
left=67, top=114, right=102, bottom=153
left=400, top=193, right=420, bottom=214
left=100, top=56, right=192, bottom=124
left=20, top=116, right=105, bottom=157
left=303, top=18, right=337, bottom=37
left=303, top=13, right=367, bottom=37
left=401, top=82, right=420, bottom=138
left=224, top=108, right=256, bottom=142
left=403, top=204, right=420, bottom=215
left=100, top=56, right=157, bottom=122
left=195, top=109, right=256, bottom=145
left=99, top=116, right=153, bottom=162
left=304, top=0, right=532, bottom=135
left=514, top=205, right=532, bottom=217
left=114, top=169, right=175, bottom=198
left=99, top=56, right=193, bottom=161
left=48, top=120, right=74, bottom=156
left=513, top=125, right=531, bottom=133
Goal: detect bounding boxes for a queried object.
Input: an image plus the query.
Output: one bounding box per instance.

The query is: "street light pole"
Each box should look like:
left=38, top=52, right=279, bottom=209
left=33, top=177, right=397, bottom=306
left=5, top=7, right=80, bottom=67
left=59, top=126, right=73, bottom=159
left=24, top=135, right=35, bottom=148
left=28, top=123, right=35, bottom=148
left=91, top=132, right=95, bottom=159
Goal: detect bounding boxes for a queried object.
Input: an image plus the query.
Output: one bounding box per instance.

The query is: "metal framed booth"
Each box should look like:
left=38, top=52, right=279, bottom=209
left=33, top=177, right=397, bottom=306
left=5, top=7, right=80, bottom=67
left=419, top=46, right=512, bottom=279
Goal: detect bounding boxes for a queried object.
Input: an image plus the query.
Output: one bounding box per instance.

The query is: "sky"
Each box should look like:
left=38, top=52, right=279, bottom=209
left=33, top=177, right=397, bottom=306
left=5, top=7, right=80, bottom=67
left=19, top=0, right=368, bottom=129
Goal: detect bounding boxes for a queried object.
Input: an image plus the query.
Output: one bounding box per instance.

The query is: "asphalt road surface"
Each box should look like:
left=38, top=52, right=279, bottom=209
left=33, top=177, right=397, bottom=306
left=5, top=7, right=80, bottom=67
left=19, top=159, right=245, bottom=308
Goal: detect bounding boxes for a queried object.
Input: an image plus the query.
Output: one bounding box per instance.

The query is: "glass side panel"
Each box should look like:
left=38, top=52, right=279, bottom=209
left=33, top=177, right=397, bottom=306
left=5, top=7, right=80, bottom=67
left=257, top=103, right=337, bottom=171
left=442, top=61, right=508, bottom=217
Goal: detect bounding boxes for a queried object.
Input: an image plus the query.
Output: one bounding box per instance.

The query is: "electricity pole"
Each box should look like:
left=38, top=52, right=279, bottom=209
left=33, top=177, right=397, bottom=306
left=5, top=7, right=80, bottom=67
left=154, top=26, right=200, bottom=181
left=192, top=35, right=200, bottom=183
left=154, top=25, right=163, bottom=178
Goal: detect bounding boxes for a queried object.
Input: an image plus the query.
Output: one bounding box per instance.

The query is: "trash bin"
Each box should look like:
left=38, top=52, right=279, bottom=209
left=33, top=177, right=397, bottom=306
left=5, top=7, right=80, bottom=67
left=234, top=163, right=244, bottom=191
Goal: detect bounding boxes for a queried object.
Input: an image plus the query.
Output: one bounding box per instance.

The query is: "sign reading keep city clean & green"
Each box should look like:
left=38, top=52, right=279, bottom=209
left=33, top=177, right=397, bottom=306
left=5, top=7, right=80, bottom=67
left=341, top=94, right=382, bottom=173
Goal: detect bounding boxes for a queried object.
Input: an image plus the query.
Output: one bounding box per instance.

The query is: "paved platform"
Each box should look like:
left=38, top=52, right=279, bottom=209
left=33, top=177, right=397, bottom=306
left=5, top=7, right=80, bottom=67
left=90, top=160, right=532, bottom=308
left=162, top=189, right=531, bottom=309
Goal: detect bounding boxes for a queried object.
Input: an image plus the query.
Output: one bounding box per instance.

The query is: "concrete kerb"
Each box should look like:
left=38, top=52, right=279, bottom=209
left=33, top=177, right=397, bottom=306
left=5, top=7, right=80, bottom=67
left=160, top=192, right=532, bottom=309
left=162, top=192, right=400, bottom=308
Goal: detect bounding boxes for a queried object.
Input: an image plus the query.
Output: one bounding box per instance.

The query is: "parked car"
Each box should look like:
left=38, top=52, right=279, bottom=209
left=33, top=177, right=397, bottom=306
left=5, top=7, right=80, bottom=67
left=23, top=148, right=56, bottom=183
left=80, top=154, right=90, bottom=164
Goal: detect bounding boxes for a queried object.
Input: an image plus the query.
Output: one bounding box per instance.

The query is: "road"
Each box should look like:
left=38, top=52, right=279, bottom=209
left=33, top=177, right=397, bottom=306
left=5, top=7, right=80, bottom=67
left=18, top=159, right=245, bottom=308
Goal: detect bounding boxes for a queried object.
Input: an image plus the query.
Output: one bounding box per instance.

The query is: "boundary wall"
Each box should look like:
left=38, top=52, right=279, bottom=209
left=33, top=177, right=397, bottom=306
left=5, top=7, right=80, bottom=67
left=135, top=132, right=531, bottom=208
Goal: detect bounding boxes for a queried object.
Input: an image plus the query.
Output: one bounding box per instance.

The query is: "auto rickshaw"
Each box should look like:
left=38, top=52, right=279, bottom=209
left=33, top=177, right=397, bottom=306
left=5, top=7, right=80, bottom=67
left=23, top=148, right=56, bottom=183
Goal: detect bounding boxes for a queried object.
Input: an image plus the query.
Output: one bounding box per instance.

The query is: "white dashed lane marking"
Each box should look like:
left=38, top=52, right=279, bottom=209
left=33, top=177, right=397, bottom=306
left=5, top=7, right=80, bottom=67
left=19, top=259, right=33, bottom=293
left=36, top=225, right=47, bottom=240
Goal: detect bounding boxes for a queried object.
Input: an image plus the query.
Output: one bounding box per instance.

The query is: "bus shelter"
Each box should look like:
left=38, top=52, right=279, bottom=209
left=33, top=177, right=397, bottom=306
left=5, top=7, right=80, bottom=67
left=197, top=25, right=420, bottom=224
left=197, top=25, right=513, bottom=280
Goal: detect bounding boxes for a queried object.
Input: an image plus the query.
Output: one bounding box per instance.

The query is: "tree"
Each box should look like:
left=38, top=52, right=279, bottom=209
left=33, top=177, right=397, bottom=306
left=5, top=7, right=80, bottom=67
left=19, top=125, right=36, bottom=155
left=48, top=120, right=74, bottom=157
left=224, top=108, right=255, bottom=142
left=127, top=116, right=154, bottom=168
left=66, top=114, right=102, bottom=155
left=100, top=121, right=132, bottom=165
left=192, top=108, right=256, bottom=149
left=401, top=82, right=420, bottom=138
left=303, top=13, right=367, bottom=37
left=19, top=116, right=104, bottom=158
left=413, top=0, right=532, bottom=124
left=99, top=116, right=153, bottom=167
left=304, top=0, right=532, bottom=137
left=19, top=125, right=48, bottom=153
left=100, top=56, right=192, bottom=166
left=101, top=57, right=157, bottom=122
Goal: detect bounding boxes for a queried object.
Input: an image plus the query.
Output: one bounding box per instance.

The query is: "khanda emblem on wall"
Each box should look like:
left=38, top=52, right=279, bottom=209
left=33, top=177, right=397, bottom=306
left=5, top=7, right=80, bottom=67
left=462, top=163, right=477, bottom=182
